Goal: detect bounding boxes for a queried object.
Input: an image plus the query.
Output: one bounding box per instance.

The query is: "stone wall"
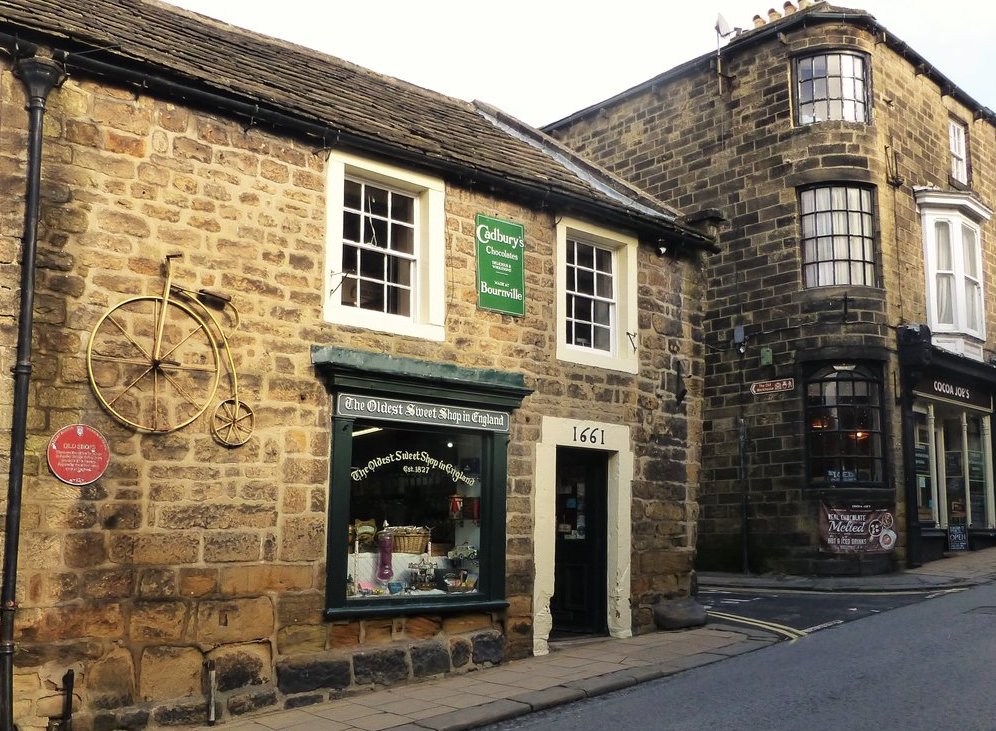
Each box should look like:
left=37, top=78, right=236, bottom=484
left=550, top=18, right=996, bottom=573
left=0, top=59, right=705, bottom=728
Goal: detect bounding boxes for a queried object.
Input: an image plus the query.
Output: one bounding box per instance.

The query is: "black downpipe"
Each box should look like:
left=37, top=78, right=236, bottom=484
left=1, top=56, right=64, bottom=731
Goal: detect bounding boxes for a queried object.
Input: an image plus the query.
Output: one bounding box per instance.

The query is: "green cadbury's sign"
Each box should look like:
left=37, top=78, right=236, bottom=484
left=475, top=214, right=525, bottom=317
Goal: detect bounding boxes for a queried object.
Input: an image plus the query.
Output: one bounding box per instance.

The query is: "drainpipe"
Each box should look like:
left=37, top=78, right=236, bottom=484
left=1, top=55, right=64, bottom=731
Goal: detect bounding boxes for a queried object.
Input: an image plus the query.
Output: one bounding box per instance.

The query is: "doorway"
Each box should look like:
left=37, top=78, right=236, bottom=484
left=551, top=447, right=608, bottom=636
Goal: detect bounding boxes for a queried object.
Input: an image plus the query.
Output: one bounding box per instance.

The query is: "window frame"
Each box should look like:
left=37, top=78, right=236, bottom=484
left=324, top=151, right=446, bottom=341
left=556, top=217, right=638, bottom=374
left=805, top=363, right=886, bottom=489
left=948, top=118, right=969, bottom=186
left=794, top=51, right=870, bottom=125
left=916, top=189, right=992, bottom=353
left=799, top=184, right=877, bottom=289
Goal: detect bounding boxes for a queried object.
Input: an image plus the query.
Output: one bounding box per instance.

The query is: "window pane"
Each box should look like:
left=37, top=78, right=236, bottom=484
left=596, top=273, right=613, bottom=298
left=595, top=248, right=613, bottom=273
left=342, top=246, right=358, bottom=276
left=966, top=281, right=980, bottom=330
left=365, top=186, right=389, bottom=217
left=935, top=222, right=951, bottom=269
left=392, top=223, right=414, bottom=254
left=347, top=423, right=484, bottom=601
left=576, top=243, right=594, bottom=269
left=963, top=225, right=978, bottom=277
left=593, top=301, right=611, bottom=327
left=936, top=273, right=954, bottom=324
left=360, top=249, right=385, bottom=279
left=359, top=278, right=384, bottom=311
left=344, top=180, right=362, bottom=211
left=368, top=217, right=388, bottom=248
left=593, top=325, right=611, bottom=351
left=391, top=193, right=414, bottom=224
left=343, top=211, right=361, bottom=243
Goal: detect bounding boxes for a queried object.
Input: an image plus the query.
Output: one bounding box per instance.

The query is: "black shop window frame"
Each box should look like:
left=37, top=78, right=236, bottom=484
left=312, top=346, right=530, bottom=619
left=804, top=362, right=885, bottom=488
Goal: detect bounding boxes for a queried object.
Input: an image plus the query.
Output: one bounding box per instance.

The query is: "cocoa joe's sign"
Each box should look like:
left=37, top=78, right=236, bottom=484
left=915, top=375, right=991, bottom=410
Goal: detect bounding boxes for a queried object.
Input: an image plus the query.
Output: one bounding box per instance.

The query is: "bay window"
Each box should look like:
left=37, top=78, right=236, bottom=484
left=916, top=189, right=992, bottom=359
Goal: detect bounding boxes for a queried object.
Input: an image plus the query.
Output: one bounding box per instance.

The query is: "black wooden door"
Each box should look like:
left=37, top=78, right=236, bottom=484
left=552, top=447, right=608, bottom=636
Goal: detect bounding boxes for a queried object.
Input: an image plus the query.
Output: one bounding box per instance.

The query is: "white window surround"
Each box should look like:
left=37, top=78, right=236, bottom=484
left=949, top=119, right=968, bottom=185
left=556, top=217, right=639, bottom=374
left=324, top=151, right=446, bottom=341
left=916, top=188, right=992, bottom=360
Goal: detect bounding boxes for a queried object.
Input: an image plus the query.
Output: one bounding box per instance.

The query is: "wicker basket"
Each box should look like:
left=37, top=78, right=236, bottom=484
left=384, top=527, right=430, bottom=554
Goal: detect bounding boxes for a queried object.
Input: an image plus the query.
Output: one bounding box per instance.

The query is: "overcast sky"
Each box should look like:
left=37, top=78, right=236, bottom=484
left=164, top=1, right=994, bottom=127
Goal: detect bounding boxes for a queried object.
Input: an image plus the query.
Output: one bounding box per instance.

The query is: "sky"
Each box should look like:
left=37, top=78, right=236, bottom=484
left=163, top=1, right=994, bottom=128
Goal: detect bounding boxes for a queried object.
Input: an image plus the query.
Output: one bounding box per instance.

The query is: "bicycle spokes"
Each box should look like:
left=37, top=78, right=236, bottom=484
left=88, top=296, right=220, bottom=433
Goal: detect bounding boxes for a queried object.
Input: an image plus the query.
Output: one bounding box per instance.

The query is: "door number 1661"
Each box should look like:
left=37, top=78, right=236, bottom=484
left=572, top=426, right=606, bottom=445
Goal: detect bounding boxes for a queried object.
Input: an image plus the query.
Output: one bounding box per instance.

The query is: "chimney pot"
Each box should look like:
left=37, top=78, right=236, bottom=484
left=753, top=14, right=765, bottom=27
left=783, top=1, right=796, bottom=13
left=768, top=8, right=782, bottom=21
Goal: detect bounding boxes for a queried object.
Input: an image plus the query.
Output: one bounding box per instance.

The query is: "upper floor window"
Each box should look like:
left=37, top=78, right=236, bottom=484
left=325, top=151, right=446, bottom=341
left=800, top=185, right=876, bottom=288
left=949, top=118, right=969, bottom=185
left=795, top=52, right=869, bottom=125
left=557, top=218, right=638, bottom=374
left=916, top=189, right=992, bottom=358
left=566, top=238, right=615, bottom=352
left=806, top=363, right=884, bottom=487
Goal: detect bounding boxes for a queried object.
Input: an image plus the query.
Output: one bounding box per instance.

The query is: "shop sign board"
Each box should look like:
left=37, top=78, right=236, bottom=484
left=914, top=375, right=991, bottom=410
left=749, top=378, right=794, bottom=396
left=947, top=524, right=969, bottom=551
left=819, top=501, right=897, bottom=554
left=337, top=393, right=509, bottom=432
left=47, top=424, right=110, bottom=486
left=475, top=214, right=525, bottom=317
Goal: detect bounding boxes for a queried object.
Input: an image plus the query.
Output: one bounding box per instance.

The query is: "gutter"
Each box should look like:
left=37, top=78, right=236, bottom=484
left=1, top=54, right=64, bottom=731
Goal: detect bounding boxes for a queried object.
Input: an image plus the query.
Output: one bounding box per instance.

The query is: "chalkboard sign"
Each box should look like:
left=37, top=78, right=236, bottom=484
left=948, top=524, right=968, bottom=551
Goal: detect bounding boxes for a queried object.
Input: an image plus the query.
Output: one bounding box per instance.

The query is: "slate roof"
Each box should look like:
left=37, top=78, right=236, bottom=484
left=0, top=0, right=716, bottom=250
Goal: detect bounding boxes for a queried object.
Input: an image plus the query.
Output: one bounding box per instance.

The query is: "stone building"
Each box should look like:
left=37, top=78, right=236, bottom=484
left=0, top=0, right=716, bottom=728
left=548, top=1, right=996, bottom=574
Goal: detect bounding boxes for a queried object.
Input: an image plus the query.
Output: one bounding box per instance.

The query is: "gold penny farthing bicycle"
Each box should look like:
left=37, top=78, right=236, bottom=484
left=86, top=253, right=255, bottom=447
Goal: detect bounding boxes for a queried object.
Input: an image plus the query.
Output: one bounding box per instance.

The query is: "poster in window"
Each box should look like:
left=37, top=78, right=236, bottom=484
left=819, top=501, right=897, bottom=553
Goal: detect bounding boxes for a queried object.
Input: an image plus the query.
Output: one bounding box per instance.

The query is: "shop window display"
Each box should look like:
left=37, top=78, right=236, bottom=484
left=345, top=421, right=485, bottom=601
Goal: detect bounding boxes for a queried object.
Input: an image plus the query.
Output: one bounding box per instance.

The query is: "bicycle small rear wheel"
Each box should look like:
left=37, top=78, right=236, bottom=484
left=212, top=398, right=255, bottom=447
left=87, top=296, right=221, bottom=432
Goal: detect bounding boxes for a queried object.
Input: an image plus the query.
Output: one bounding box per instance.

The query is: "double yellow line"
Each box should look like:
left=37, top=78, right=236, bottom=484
left=707, top=610, right=807, bottom=641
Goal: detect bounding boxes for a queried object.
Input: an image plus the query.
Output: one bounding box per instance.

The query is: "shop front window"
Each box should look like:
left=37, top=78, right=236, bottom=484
left=346, top=421, right=484, bottom=601
left=806, top=364, right=884, bottom=486
left=324, top=389, right=515, bottom=617
left=940, top=414, right=991, bottom=529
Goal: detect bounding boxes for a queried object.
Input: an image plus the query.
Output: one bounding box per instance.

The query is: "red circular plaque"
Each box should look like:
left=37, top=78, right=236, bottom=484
left=47, top=424, right=110, bottom=486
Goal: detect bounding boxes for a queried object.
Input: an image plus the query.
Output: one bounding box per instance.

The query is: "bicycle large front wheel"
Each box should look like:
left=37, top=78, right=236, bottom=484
left=87, top=296, right=221, bottom=433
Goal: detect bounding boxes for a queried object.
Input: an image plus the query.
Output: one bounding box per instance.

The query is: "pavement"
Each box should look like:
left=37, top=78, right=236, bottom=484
left=209, top=548, right=996, bottom=731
